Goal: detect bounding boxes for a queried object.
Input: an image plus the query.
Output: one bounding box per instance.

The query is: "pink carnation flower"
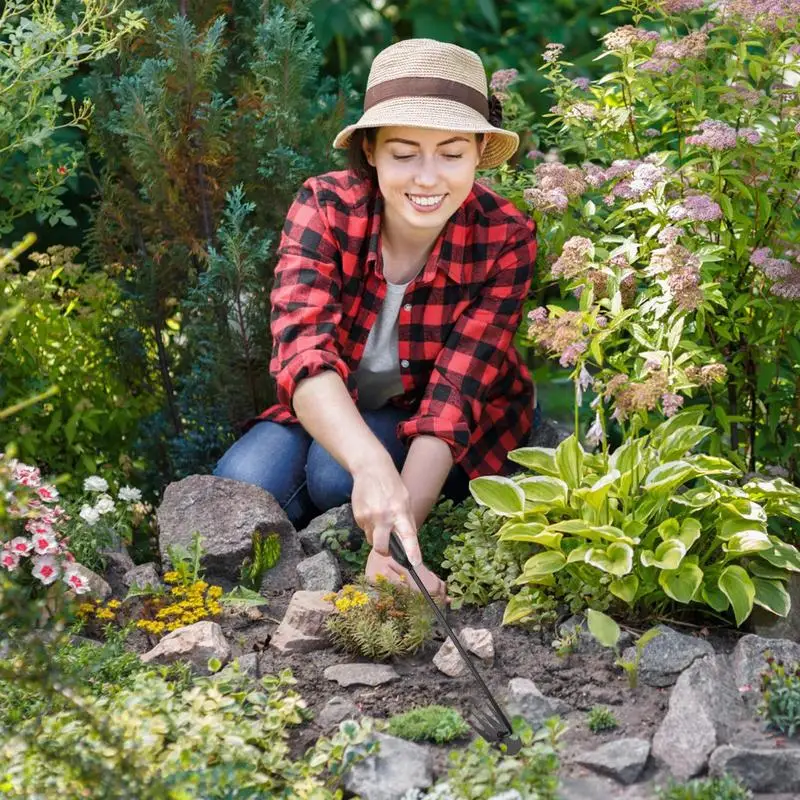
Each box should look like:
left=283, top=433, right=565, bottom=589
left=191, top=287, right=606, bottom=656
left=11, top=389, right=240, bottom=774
left=32, top=555, right=60, bottom=585
left=37, top=484, right=59, bottom=503
left=63, top=566, right=90, bottom=594
left=1, top=549, right=20, bottom=571
left=31, top=531, right=59, bottom=556
left=8, top=536, right=32, bottom=555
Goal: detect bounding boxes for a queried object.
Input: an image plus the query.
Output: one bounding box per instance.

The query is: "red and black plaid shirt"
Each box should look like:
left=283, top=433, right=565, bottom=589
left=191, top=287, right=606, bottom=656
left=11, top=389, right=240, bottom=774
left=258, top=170, right=537, bottom=479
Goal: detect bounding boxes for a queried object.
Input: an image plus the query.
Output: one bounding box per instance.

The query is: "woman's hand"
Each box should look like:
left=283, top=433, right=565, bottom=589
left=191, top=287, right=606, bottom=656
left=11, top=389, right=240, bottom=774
left=350, top=456, right=422, bottom=567
left=365, top=548, right=448, bottom=603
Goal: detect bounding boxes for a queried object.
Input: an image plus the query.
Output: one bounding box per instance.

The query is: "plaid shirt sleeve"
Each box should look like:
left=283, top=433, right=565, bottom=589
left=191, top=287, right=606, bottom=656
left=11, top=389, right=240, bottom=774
left=269, top=181, right=356, bottom=410
left=397, top=219, right=537, bottom=463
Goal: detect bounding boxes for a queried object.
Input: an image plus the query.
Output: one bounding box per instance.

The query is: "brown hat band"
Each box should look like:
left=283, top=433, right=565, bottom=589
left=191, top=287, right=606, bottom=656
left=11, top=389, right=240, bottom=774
left=364, top=77, right=489, bottom=120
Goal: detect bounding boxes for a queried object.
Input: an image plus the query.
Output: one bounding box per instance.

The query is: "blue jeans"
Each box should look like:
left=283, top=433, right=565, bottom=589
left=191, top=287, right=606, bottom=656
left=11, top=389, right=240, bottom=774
left=213, top=405, right=471, bottom=529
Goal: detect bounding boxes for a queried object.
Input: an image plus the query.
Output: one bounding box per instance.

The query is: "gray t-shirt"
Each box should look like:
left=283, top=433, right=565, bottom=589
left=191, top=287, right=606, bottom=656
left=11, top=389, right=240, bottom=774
left=354, top=279, right=409, bottom=411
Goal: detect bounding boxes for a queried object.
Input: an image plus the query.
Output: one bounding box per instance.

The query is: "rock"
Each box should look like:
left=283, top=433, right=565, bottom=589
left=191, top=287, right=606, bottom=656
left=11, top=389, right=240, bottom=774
left=297, top=503, right=359, bottom=557
left=101, top=547, right=135, bottom=596
left=558, top=776, right=619, bottom=800
left=69, top=564, right=112, bottom=601
left=141, top=620, right=230, bottom=674
left=324, top=663, right=399, bottom=688
left=433, top=628, right=494, bottom=677
left=481, top=601, right=507, bottom=628
left=709, top=745, right=800, bottom=793
left=343, top=733, right=433, bottom=800
left=527, top=418, right=571, bottom=448
left=750, top=574, right=800, bottom=641
left=652, top=655, right=747, bottom=781
left=216, top=653, right=259, bottom=680
left=317, top=696, right=359, bottom=728
left=296, top=550, right=341, bottom=592
left=620, top=625, right=714, bottom=687
left=574, top=738, right=651, bottom=785
left=732, top=634, right=800, bottom=706
left=157, top=475, right=300, bottom=591
left=270, top=590, right=334, bottom=654
left=123, top=563, right=162, bottom=591
left=506, top=677, right=567, bottom=729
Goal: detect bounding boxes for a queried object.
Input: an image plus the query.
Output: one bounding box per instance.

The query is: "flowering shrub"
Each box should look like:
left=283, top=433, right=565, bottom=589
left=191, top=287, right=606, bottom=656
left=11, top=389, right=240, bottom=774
left=324, top=579, right=433, bottom=660
left=471, top=410, right=800, bottom=625
left=498, top=0, right=800, bottom=478
left=0, top=454, right=89, bottom=595
left=134, top=573, right=224, bottom=637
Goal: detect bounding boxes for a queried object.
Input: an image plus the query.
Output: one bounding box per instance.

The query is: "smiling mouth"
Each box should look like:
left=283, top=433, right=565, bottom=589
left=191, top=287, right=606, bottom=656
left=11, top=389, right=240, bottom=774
left=406, top=193, right=446, bottom=212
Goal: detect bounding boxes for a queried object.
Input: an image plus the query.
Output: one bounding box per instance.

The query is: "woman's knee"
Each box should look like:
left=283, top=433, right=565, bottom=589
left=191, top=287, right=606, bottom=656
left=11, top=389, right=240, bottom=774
left=305, top=443, right=353, bottom=511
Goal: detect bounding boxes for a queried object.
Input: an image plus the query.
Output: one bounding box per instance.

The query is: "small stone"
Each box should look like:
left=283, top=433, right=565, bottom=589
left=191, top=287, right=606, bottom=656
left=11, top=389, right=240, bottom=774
left=558, top=776, right=617, bottom=800
left=123, top=563, right=162, bottom=591
left=481, top=601, right=506, bottom=628
left=463, top=627, right=494, bottom=660
left=297, top=503, right=359, bottom=556
left=574, top=738, right=651, bottom=785
left=620, top=625, right=714, bottom=687
left=141, top=620, right=230, bottom=674
left=270, top=590, right=334, bottom=654
left=652, top=655, right=747, bottom=780
left=433, top=628, right=494, bottom=677
left=324, top=663, right=399, bottom=688
left=102, top=548, right=135, bottom=596
left=317, top=696, right=359, bottom=728
left=709, top=745, right=800, bottom=793
left=343, top=733, right=433, bottom=800
left=296, top=550, right=342, bottom=592
left=215, top=653, right=259, bottom=680
left=506, top=677, right=566, bottom=729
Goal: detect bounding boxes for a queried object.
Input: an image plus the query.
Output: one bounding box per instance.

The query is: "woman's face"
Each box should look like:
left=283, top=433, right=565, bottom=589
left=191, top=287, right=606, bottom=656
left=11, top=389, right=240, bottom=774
left=364, top=126, right=486, bottom=235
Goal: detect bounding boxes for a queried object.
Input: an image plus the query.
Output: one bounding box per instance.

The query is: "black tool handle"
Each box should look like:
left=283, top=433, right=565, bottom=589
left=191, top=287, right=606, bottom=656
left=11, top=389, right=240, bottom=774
left=388, top=531, right=515, bottom=738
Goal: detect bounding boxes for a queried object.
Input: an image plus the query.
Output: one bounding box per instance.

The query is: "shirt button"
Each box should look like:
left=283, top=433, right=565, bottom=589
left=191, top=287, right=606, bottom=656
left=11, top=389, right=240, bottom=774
left=403, top=303, right=412, bottom=312
left=400, top=359, right=410, bottom=369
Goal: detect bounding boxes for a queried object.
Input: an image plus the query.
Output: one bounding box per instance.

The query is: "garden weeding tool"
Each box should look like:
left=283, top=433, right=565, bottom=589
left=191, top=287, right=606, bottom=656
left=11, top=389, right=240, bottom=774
left=388, top=531, right=521, bottom=755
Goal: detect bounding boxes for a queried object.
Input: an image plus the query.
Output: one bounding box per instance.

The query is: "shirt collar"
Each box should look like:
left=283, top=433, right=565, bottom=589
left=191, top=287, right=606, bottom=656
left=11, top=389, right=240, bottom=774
left=367, top=187, right=473, bottom=285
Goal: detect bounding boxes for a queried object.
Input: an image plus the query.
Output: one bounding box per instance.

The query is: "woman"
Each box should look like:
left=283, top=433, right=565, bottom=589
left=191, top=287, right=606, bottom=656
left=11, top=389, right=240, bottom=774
left=215, top=38, right=538, bottom=600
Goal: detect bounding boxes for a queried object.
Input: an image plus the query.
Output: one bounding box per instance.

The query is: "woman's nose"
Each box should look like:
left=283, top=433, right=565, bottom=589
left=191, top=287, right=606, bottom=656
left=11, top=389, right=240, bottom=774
left=413, top=156, right=438, bottom=187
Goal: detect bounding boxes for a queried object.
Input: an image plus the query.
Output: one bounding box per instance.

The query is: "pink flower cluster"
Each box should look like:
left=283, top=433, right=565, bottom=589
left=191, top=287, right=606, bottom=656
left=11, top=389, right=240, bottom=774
left=524, top=162, right=587, bottom=214
left=2, top=459, right=89, bottom=593
left=650, top=244, right=704, bottom=309
left=715, top=0, right=800, bottom=31
left=669, top=193, right=723, bottom=222
left=660, top=0, right=707, bottom=11
left=602, top=25, right=660, bottom=51
left=643, top=31, right=708, bottom=72
left=686, top=119, right=762, bottom=150
left=543, top=43, right=565, bottom=64
left=552, top=236, right=594, bottom=280
left=751, top=247, right=800, bottom=299
left=490, top=69, right=519, bottom=93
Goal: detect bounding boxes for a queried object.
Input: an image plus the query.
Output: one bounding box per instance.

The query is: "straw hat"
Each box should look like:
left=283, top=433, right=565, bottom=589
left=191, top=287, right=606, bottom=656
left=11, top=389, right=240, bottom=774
left=333, top=39, right=519, bottom=170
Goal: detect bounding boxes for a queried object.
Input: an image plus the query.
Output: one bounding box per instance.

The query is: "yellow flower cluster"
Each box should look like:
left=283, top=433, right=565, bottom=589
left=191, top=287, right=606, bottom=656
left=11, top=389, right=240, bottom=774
left=324, top=584, right=370, bottom=615
left=77, top=598, right=121, bottom=622
left=136, top=580, right=224, bottom=636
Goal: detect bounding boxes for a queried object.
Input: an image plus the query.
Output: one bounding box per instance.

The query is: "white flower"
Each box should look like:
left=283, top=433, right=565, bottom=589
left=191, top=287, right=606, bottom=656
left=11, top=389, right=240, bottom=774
left=31, top=555, right=60, bottom=585
left=1, top=549, right=20, bottom=571
left=94, top=494, right=116, bottom=515
left=37, top=484, right=59, bottom=502
left=83, top=475, right=109, bottom=493
left=31, top=531, right=59, bottom=555
left=9, top=536, right=32, bottom=555
left=585, top=411, right=605, bottom=450
left=118, top=486, right=142, bottom=503
left=63, top=566, right=90, bottom=594
left=79, top=504, right=100, bottom=527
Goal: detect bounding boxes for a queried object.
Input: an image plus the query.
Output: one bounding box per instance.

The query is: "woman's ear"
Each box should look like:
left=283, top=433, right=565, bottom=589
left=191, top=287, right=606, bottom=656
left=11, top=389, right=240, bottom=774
left=362, top=137, right=376, bottom=167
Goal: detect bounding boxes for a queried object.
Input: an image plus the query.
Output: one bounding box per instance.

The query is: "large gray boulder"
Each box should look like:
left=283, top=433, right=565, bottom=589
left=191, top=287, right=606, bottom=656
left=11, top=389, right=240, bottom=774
left=710, top=745, right=800, bottom=793
left=620, top=625, right=714, bottom=687
left=296, top=550, right=342, bottom=592
left=652, top=655, right=747, bottom=780
left=343, top=733, right=433, bottom=800
left=141, top=620, right=230, bottom=674
left=732, top=634, right=800, bottom=708
left=574, top=738, right=651, bottom=785
left=505, top=677, right=568, bottom=730
left=157, top=475, right=300, bottom=591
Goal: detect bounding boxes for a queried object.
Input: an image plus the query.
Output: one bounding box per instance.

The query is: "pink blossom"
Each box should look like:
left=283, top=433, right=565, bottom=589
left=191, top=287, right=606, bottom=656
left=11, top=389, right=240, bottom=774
left=63, top=567, right=90, bottom=594
left=582, top=162, right=608, bottom=188
left=661, top=0, right=707, bottom=10
left=552, top=236, right=594, bottom=279
left=686, top=119, right=738, bottom=150
left=738, top=127, right=761, bottom=145
left=527, top=149, right=544, bottom=160
left=559, top=340, right=588, bottom=367
left=37, top=484, right=59, bottom=502
left=2, top=549, right=20, bottom=570
left=658, top=226, right=681, bottom=245
left=25, top=519, right=54, bottom=537
left=573, top=77, right=591, bottom=90
left=670, top=194, right=723, bottom=222
left=490, top=68, right=519, bottom=93
left=31, top=555, right=59, bottom=585
left=750, top=247, right=772, bottom=266
left=12, top=462, right=41, bottom=488
left=9, top=536, right=32, bottom=555
left=529, top=307, right=549, bottom=323
left=543, top=43, right=565, bottom=63
left=644, top=128, right=661, bottom=138
left=603, top=26, right=660, bottom=50
left=31, top=531, right=59, bottom=556
left=662, top=393, right=685, bottom=417
left=596, top=315, right=609, bottom=328
left=795, top=121, right=800, bottom=135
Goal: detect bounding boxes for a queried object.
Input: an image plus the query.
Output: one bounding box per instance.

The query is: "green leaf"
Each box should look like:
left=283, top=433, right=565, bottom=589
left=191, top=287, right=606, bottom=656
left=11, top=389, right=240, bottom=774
left=660, top=425, right=714, bottom=461
left=475, top=0, right=500, bottom=31
left=507, top=446, right=558, bottom=476
left=555, top=435, right=584, bottom=489
left=640, top=539, right=686, bottom=570
left=502, top=593, right=535, bottom=625
left=522, top=550, right=567, bottom=577
left=651, top=407, right=707, bottom=446
left=586, top=609, right=621, bottom=649
left=749, top=559, right=790, bottom=580
left=659, top=562, right=704, bottom=603
left=567, top=545, right=590, bottom=563
left=219, top=586, right=268, bottom=606
left=759, top=540, right=800, bottom=572
left=684, top=454, right=740, bottom=477
left=498, top=521, right=563, bottom=549
left=609, top=574, right=639, bottom=604
left=469, top=476, right=525, bottom=516
left=643, top=461, right=695, bottom=494
left=718, top=565, right=756, bottom=626
left=752, top=577, right=791, bottom=617
left=581, top=469, right=621, bottom=511
left=585, top=542, right=634, bottom=576
left=518, top=476, right=569, bottom=506
left=724, top=529, right=772, bottom=556
left=701, top=581, right=730, bottom=612
left=677, top=518, right=702, bottom=550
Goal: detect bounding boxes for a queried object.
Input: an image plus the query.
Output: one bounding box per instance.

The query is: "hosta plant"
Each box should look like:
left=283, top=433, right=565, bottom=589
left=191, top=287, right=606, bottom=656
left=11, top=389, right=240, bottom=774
left=472, top=408, right=800, bottom=626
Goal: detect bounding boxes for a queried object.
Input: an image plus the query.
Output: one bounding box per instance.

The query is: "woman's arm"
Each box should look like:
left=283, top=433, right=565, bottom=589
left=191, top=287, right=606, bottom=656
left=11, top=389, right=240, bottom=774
left=401, top=435, right=453, bottom=528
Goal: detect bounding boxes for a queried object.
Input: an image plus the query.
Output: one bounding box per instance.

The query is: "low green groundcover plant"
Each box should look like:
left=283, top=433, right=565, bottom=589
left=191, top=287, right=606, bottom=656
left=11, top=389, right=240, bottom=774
left=759, top=654, right=800, bottom=737
left=657, top=774, right=752, bottom=800
left=472, top=410, right=800, bottom=626
left=387, top=705, right=470, bottom=745
left=586, top=705, right=619, bottom=733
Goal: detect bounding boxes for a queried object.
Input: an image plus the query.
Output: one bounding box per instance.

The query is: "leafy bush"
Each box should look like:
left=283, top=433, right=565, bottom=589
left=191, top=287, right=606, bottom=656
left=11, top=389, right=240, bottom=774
left=0, top=665, right=375, bottom=798
left=493, top=0, right=800, bottom=479
left=418, top=498, right=474, bottom=577
left=387, top=705, right=470, bottom=745
left=325, top=579, right=433, bottom=660
left=657, top=774, right=752, bottom=800
left=441, top=503, right=528, bottom=610
left=759, top=653, right=800, bottom=737
left=473, top=410, right=800, bottom=625
left=0, top=246, right=158, bottom=487
left=586, top=705, right=619, bottom=734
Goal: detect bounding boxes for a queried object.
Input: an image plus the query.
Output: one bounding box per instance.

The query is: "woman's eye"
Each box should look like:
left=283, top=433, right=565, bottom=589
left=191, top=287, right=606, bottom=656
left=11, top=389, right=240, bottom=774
left=442, top=154, right=464, bottom=160
left=392, top=154, right=415, bottom=161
